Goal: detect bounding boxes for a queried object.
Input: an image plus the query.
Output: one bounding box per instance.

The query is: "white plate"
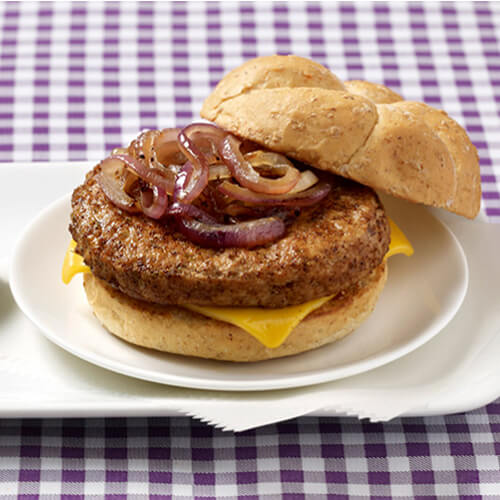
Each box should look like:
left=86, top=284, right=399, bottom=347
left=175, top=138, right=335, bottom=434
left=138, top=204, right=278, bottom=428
left=9, top=184, right=468, bottom=392
left=2, top=162, right=499, bottom=429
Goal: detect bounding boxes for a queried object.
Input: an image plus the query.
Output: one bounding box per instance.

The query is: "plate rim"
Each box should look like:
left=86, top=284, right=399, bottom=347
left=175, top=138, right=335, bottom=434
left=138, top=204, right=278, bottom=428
left=9, top=191, right=469, bottom=392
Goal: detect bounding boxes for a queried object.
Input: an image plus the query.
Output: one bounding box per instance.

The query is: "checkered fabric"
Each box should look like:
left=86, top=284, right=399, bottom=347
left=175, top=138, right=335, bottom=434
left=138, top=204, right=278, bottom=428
left=0, top=1, right=499, bottom=218
left=0, top=408, right=499, bottom=499
left=1, top=1, right=500, bottom=497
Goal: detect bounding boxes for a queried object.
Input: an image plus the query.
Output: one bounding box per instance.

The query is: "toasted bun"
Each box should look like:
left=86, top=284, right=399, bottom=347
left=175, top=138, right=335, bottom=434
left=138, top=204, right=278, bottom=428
left=83, top=262, right=387, bottom=362
left=344, top=80, right=403, bottom=104
left=201, top=55, right=481, bottom=218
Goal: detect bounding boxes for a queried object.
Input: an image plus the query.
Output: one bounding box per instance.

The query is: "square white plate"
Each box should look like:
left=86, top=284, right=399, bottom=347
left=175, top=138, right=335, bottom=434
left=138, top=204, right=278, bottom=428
left=0, top=162, right=499, bottom=426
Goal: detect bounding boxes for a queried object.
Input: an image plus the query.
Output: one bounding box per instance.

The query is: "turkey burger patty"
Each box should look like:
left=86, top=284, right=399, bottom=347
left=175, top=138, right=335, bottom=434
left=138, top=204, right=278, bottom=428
left=70, top=165, right=390, bottom=309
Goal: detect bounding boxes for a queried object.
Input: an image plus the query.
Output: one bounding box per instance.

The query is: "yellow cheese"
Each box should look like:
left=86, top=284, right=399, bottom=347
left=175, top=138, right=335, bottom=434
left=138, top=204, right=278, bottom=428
left=62, top=218, right=413, bottom=348
left=386, top=218, right=414, bottom=259
left=185, top=295, right=334, bottom=349
left=61, top=240, right=90, bottom=284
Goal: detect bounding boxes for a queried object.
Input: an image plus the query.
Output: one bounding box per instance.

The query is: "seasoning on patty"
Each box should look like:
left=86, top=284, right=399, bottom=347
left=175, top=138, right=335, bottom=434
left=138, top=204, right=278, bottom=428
left=70, top=165, right=389, bottom=308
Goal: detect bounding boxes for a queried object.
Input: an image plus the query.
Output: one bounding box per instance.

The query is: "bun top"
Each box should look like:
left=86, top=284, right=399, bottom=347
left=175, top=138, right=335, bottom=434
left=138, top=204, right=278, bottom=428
left=201, top=55, right=481, bottom=219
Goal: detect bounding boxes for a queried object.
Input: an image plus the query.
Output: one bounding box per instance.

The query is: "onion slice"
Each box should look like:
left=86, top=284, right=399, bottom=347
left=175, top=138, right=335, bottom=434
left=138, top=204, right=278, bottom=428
left=289, top=170, right=319, bottom=193
left=111, top=147, right=128, bottom=155
left=181, top=122, right=227, bottom=163
left=154, top=128, right=184, bottom=167
left=173, top=160, right=209, bottom=204
left=218, top=180, right=331, bottom=207
left=244, top=152, right=319, bottom=193
left=140, top=186, right=168, bottom=219
left=244, top=150, right=292, bottom=176
left=167, top=202, right=218, bottom=224
left=141, top=129, right=159, bottom=166
left=220, top=135, right=300, bottom=194
left=176, top=216, right=286, bottom=249
left=97, top=158, right=139, bottom=213
left=128, top=128, right=184, bottom=172
left=110, top=154, right=176, bottom=195
left=176, top=129, right=210, bottom=203
left=129, top=129, right=155, bottom=160
left=209, top=163, right=231, bottom=180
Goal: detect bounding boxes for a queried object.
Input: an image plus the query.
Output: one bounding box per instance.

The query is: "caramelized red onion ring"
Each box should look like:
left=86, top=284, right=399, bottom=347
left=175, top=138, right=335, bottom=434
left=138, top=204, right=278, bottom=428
left=182, top=123, right=227, bottom=163
left=129, top=129, right=184, bottom=173
left=218, top=179, right=331, bottom=207
left=244, top=151, right=292, bottom=176
left=174, top=123, right=230, bottom=203
left=128, top=129, right=149, bottom=159
left=96, top=159, right=139, bottom=214
left=154, top=128, right=184, bottom=167
left=221, top=203, right=297, bottom=223
left=140, top=186, right=168, bottom=219
left=289, top=170, right=319, bottom=193
left=111, top=147, right=128, bottom=155
left=176, top=131, right=211, bottom=203
left=176, top=216, right=286, bottom=249
left=110, top=154, right=176, bottom=195
left=209, top=163, right=231, bottom=180
left=167, top=202, right=218, bottom=224
left=173, top=160, right=209, bottom=204
left=141, top=130, right=159, bottom=166
left=245, top=152, right=319, bottom=193
left=220, top=135, right=300, bottom=194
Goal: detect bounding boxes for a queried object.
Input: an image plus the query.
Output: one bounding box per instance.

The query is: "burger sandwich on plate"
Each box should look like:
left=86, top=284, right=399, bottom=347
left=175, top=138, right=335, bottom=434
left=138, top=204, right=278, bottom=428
left=63, top=55, right=481, bottom=362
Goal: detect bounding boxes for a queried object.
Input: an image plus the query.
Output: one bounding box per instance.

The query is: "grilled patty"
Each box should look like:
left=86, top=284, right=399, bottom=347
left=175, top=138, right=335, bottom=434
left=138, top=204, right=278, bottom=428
left=70, top=165, right=390, bottom=308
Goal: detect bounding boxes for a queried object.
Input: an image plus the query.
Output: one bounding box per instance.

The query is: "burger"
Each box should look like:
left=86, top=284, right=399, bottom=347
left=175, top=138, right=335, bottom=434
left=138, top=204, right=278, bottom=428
left=63, top=55, right=481, bottom=362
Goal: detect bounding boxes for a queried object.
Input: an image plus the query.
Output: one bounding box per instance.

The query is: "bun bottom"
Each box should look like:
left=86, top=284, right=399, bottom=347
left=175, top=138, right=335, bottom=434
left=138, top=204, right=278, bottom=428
left=83, top=263, right=387, bottom=362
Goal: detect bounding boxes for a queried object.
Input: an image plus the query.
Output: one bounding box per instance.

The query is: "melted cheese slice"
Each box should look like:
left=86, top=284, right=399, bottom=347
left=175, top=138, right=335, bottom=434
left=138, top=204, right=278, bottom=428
left=62, top=218, right=413, bottom=348
left=386, top=218, right=414, bottom=259
left=62, top=240, right=90, bottom=284
left=185, top=296, right=334, bottom=349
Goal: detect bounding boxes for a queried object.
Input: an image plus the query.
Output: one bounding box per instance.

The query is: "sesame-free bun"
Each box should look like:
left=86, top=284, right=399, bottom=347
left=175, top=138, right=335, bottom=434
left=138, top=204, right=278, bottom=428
left=201, top=55, right=481, bottom=218
left=83, top=262, right=387, bottom=362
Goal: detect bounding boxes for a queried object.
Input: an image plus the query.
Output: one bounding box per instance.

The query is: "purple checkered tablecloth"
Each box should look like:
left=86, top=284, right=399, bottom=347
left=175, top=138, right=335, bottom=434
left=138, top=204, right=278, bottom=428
left=0, top=413, right=499, bottom=498
left=1, top=1, right=499, bottom=497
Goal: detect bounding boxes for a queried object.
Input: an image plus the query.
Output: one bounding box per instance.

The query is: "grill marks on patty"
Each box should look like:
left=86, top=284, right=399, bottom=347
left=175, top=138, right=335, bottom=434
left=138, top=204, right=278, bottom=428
left=70, top=165, right=390, bottom=308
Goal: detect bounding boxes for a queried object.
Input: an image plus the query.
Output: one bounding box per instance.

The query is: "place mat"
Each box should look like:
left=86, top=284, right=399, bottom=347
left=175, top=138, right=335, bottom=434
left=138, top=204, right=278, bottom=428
left=0, top=1, right=499, bottom=496
left=0, top=412, right=499, bottom=498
